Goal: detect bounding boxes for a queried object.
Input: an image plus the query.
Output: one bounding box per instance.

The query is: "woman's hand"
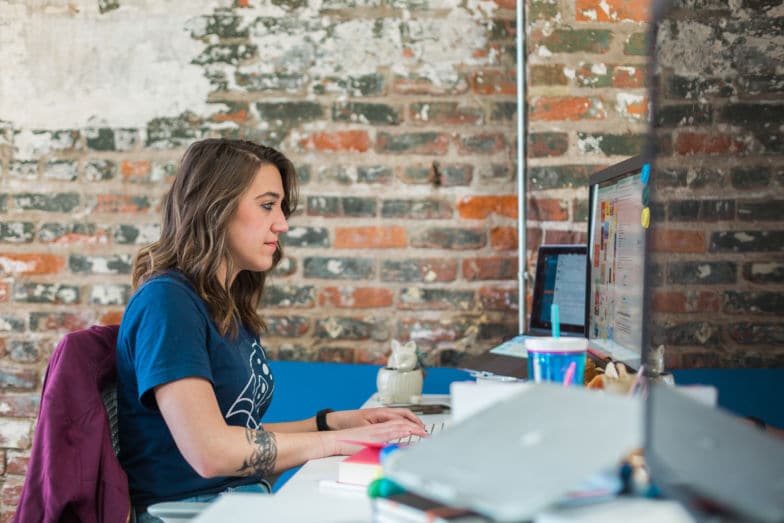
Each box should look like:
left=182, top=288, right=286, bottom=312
left=326, top=407, right=425, bottom=431
left=327, top=418, right=429, bottom=455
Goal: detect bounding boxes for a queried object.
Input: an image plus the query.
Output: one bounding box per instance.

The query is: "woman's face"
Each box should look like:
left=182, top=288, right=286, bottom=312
left=224, top=163, right=289, bottom=282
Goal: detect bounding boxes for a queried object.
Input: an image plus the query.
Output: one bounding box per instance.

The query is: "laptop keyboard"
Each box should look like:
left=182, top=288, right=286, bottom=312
left=394, top=421, right=448, bottom=445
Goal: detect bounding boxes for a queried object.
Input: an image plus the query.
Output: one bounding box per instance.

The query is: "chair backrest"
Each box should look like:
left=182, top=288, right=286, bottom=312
left=101, top=383, right=122, bottom=457
left=13, top=324, right=130, bottom=523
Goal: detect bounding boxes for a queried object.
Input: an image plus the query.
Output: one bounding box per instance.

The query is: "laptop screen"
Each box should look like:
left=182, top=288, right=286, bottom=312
left=529, top=244, right=587, bottom=336
left=587, top=155, right=650, bottom=368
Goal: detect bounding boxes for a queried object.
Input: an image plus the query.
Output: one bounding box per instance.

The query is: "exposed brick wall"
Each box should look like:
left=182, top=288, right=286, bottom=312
left=11, top=0, right=773, bottom=514
left=648, top=0, right=784, bottom=369
left=0, top=1, right=524, bottom=515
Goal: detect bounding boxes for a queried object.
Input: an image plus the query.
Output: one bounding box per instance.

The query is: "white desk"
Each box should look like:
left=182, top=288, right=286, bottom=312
left=192, top=394, right=450, bottom=523
left=192, top=392, right=692, bottom=523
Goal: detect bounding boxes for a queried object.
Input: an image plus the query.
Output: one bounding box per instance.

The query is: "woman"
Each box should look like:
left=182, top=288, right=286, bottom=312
left=116, top=139, right=426, bottom=519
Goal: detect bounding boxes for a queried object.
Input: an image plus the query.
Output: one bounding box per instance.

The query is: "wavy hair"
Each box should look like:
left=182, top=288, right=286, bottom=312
left=132, top=138, right=298, bottom=338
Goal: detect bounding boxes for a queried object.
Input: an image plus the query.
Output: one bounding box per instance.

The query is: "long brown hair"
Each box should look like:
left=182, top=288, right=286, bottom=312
left=132, top=138, right=298, bottom=337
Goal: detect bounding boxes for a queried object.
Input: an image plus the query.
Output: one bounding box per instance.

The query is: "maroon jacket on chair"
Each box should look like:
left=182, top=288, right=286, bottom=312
left=13, top=324, right=130, bottom=523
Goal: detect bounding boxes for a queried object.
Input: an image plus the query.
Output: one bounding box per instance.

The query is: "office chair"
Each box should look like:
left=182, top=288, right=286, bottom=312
left=13, top=324, right=204, bottom=523
left=102, top=371, right=207, bottom=523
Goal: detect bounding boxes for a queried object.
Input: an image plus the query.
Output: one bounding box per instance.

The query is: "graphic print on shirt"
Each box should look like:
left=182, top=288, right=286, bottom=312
left=226, top=340, right=274, bottom=429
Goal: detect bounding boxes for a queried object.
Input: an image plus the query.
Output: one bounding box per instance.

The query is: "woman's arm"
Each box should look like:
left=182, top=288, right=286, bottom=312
left=265, top=408, right=426, bottom=433
left=155, top=377, right=426, bottom=478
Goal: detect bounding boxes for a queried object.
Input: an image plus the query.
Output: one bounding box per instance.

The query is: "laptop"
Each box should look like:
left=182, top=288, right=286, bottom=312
left=461, top=244, right=587, bottom=379
left=384, top=383, right=641, bottom=522
left=528, top=244, right=587, bottom=337
left=645, top=383, right=784, bottom=523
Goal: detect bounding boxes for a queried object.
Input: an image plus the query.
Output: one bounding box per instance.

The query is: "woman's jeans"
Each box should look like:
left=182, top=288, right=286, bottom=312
left=134, top=482, right=270, bottom=523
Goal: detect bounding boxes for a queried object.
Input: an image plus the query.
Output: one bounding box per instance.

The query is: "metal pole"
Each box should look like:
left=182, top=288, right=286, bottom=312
left=516, top=0, right=528, bottom=335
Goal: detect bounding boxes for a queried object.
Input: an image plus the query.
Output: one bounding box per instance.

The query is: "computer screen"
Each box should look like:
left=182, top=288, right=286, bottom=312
left=587, top=155, right=649, bottom=367
left=529, top=244, right=587, bottom=336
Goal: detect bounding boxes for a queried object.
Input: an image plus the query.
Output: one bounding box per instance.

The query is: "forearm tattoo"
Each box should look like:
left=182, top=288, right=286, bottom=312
left=238, top=428, right=277, bottom=478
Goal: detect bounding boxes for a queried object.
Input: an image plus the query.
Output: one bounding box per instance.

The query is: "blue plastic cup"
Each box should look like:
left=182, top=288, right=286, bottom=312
left=525, top=337, right=587, bottom=386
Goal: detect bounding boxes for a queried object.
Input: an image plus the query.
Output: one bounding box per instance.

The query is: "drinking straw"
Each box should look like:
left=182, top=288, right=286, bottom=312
left=550, top=304, right=560, bottom=338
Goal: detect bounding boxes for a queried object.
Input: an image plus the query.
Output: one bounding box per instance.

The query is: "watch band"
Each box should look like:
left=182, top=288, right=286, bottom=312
left=316, top=408, right=333, bottom=431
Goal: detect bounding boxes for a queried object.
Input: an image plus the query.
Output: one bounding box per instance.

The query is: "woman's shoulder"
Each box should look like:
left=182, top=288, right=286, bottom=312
left=129, top=270, right=201, bottom=308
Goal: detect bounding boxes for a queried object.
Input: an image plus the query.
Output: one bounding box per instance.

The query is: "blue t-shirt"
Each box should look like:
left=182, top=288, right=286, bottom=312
left=116, top=270, right=274, bottom=506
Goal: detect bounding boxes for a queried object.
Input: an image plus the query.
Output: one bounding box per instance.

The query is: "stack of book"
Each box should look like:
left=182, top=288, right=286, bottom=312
left=337, top=445, right=383, bottom=486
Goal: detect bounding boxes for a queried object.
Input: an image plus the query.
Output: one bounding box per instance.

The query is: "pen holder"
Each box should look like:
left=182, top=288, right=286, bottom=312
left=376, top=367, right=423, bottom=405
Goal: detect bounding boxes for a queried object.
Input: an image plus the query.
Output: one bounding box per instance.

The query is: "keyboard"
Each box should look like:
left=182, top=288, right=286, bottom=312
left=395, top=420, right=448, bottom=445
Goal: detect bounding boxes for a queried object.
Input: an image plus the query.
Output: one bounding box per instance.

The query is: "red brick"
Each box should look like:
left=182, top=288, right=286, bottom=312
left=530, top=65, right=569, bottom=86
left=0, top=254, right=65, bottom=275
left=463, top=256, right=518, bottom=280
left=664, top=351, right=682, bottom=369
left=318, top=287, right=394, bottom=308
left=456, top=134, right=507, bottom=155
left=99, top=310, right=124, bottom=325
left=354, top=349, right=387, bottom=366
left=613, top=66, right=646, bottom=88
left=652, top=229, right=706, bottom=253
left=377, top=133, right=450, bottom=155
left=334, top=226, right=407, bottom=249
left=470, top=71, right=517, bottom=95
left=392, top=75, right=470, bottom=96
left=576, top=0, right=651, bottom=22
left=41, top=227, right=110, bottom=245
left=120, top=160, right=152, bottom=182
left=674, top=132, right=748, bottom=155
left=299, top=131, right=370, bottom=152
left=528, top=197, right=569, bottom=221
left=456, top=195, right=517, bottom=219
left=93, top=195, right=149, bottom=214
left=409, top=103, right=483, bottom=126
left=315, top=347, right=356, bottom=363
left=544, top=230, right=587, bottom=244
left=652, top=291, right=721, bottom=313
left=618, top=95, right=648, bottom=120
left=478, top=286, right=518, bottom=311
left=529, top=97, right=606, bottom=121
left=211, top=108, right=248, bottom=123
left=490, top=226, right=518, bottom=251
left=492, top=0, right=516, bottom=8
left=525, top=228, right=543, bottom=251
left=30, top=312, right=89, bottom=331
left=397, top=318, right=461, bottom=342
left=6, top=454, right=29, bottom=476
left=653, top=291, right=684, bottom=313
left=1, top=481, right=23, bottom=507
left=0, top=395, right=40, bottom=418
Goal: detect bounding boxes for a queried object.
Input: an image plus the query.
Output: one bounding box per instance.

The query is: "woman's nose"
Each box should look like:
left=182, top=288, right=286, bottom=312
left=273, top=212, right=289, bottom=233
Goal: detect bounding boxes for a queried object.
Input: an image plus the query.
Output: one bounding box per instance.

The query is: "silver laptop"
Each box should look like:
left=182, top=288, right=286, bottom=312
left=384, top=383, right=641, bottom=522
left=460, top=244, right=587, bottom=379
left=645, top=384, right=784, bottom=523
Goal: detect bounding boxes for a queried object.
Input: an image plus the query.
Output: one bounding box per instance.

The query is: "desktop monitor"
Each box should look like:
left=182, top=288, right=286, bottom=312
left=586, top=155, right=651, bottom=369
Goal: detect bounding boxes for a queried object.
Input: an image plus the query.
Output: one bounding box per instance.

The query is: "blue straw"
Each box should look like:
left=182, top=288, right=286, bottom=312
left=551, top=304, right=560, bottom=338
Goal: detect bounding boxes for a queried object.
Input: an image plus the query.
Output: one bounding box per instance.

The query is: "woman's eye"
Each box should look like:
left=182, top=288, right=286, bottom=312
left=262, top=202, right=275, bottom=210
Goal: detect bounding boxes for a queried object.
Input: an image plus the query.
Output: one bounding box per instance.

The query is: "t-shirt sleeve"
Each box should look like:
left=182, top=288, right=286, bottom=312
left=123, top=278, right=214, bottom=411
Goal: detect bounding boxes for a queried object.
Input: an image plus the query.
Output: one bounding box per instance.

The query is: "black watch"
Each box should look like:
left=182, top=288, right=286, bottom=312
left=316, top=408, right=333, bottom=431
